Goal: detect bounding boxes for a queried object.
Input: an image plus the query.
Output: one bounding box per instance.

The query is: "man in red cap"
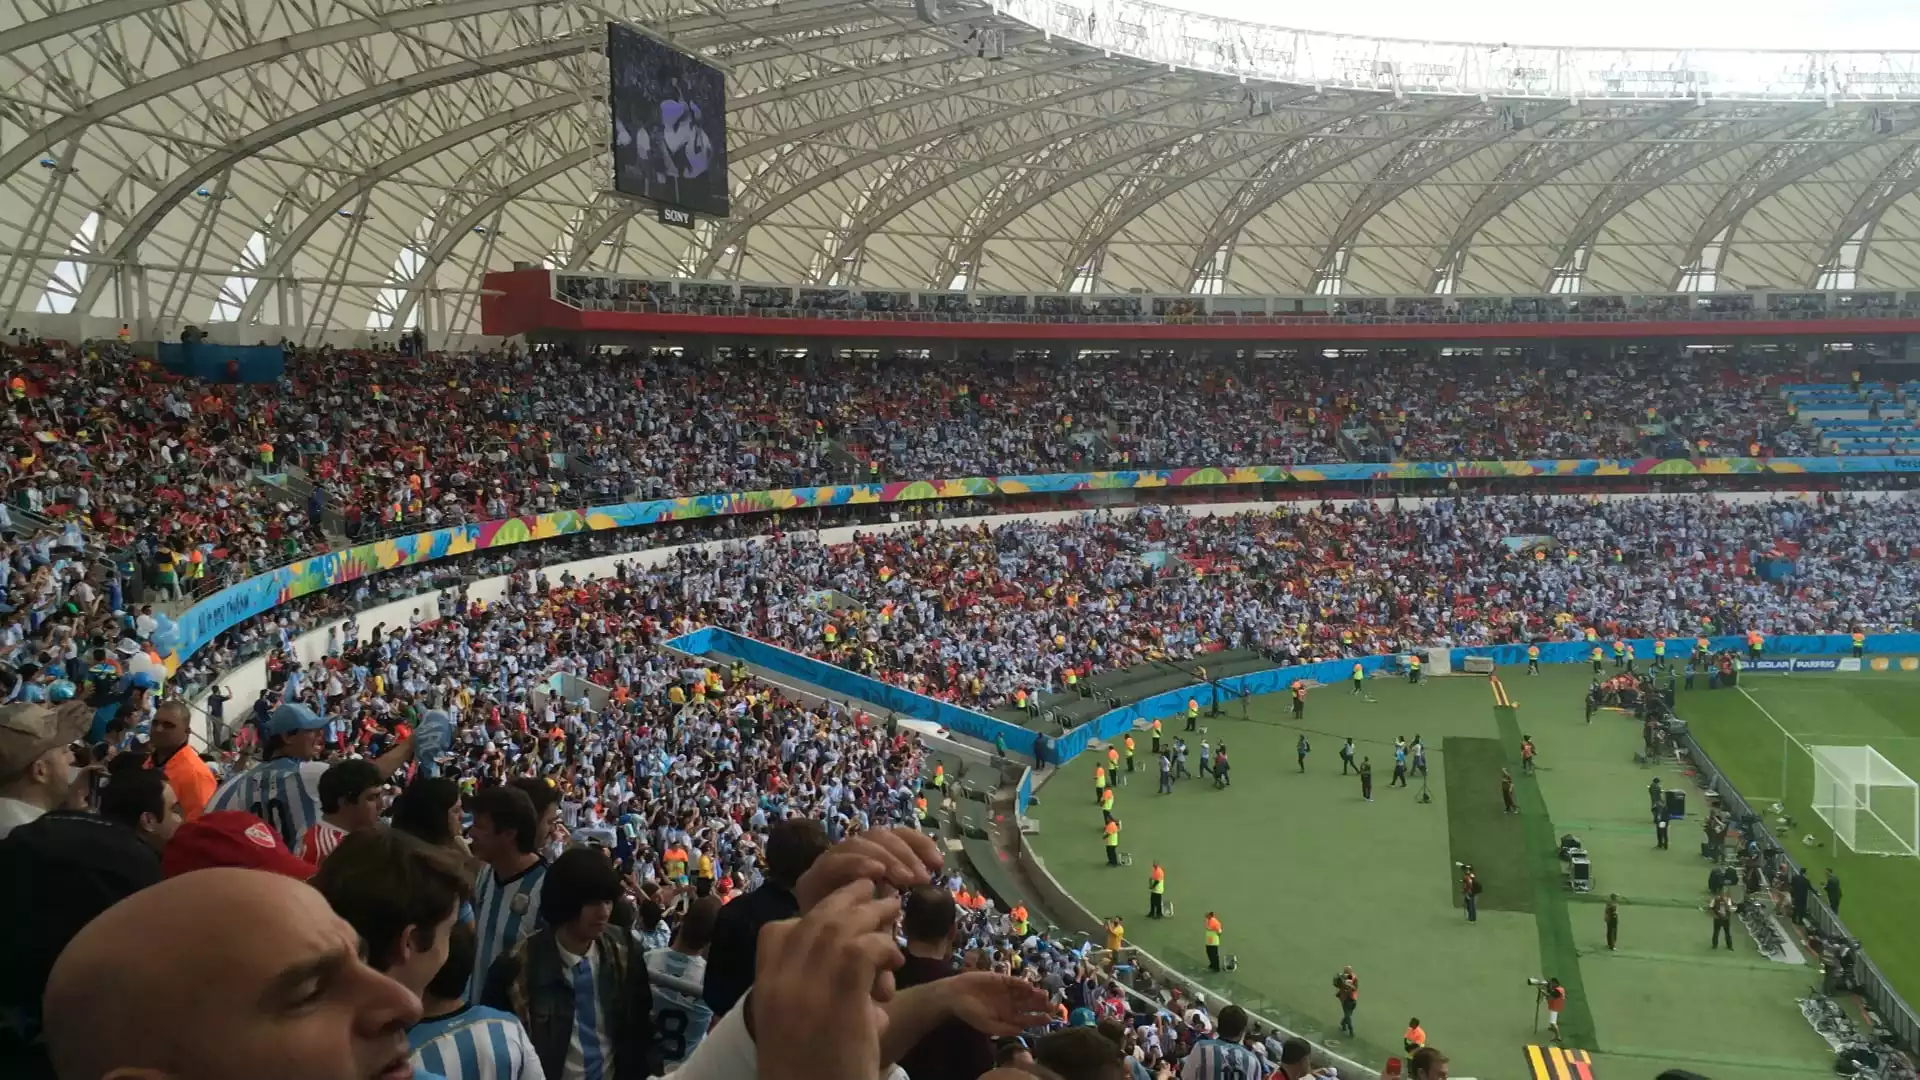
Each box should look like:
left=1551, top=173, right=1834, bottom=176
left=162, top=810, right=317, bottom=880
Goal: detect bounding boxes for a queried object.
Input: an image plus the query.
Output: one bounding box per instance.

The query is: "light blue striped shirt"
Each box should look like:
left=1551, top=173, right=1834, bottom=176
left=410, top=1005, right=546, bottom=1080
left=1181, top=1037, right=1270, bottom=1080
left=644, top=947, right=712, bottom=1066
left=560, top=942, right=615, bottom=1080
left=206, top=758, right=329, bottom=849
left=470, top=860, right=548, bottom=1002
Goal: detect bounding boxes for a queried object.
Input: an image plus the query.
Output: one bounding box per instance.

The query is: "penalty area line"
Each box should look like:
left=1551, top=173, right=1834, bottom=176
left=1738, top=684, right=1808, bottom=753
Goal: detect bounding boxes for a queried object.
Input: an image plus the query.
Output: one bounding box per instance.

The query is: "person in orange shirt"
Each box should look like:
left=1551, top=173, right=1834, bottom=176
left=145, top=701, right=215, bottom=821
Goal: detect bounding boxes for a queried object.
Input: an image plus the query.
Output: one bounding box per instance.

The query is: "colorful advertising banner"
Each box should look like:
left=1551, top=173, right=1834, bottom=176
left=169, top=456, right=1920, bottom=670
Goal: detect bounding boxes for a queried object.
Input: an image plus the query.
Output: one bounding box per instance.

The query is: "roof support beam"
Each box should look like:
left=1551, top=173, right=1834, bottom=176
left=1811, top=145, right=1920, bottom=286
left=732, top=52, right=1090, bottom=160
left=0, top=0, right=560, bottom=182
left=691, top=69, right=1161, bottom=277
left=1055, top=95, right=1403, bottom=290
left=75, top=35, right=596, bottom=314
left=936, top=100, right=1288, bottom=286
left=234, top=95, right=574, bottom=325
left=825, top=83, right=1230, bottom=271
left=1293, top=104, right=1565, bottom=296
left=0, top=0, right=175, bottom=59
left=1421, top=105, right=1692, bottom=293
left=388, top=146, right=599, bottom=328
left=1541, top=108, right=1816, bottom=290
left=1668, top=114, right=1918, bottom=291
left=1183, top=99, right=1487, bottom=294
left=566, top=41, right=1078, bottom=265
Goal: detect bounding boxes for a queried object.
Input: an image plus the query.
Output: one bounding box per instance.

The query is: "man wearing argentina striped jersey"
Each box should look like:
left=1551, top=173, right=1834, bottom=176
left=468, top=785, right=550, bottom=1003
left=1181, top=1004, right=1270, bottom=1080
left=412, top=921, right=546, bottom=1080
left=645, top=896, right=721, bottom=1068
left=207, top=702, right=414, bottom=850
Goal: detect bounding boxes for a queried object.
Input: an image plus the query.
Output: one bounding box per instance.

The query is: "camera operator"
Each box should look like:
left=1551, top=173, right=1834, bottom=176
left=1540, top=977, right=1565, bottom=1042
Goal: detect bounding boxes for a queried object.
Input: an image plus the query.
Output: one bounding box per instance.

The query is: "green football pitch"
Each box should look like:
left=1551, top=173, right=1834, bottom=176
left=1027, top=668, right=1847, bottom=1080
left=1684, top=672, right=1920, bottom=1009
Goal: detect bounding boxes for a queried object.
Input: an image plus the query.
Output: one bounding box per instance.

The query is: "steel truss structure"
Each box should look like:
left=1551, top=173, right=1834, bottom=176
left=8, top=0, right=1920, bottom=341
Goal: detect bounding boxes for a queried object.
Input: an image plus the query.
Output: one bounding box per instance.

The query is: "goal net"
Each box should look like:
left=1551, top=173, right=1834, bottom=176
left=1809, top=744, right=1920, bottom=857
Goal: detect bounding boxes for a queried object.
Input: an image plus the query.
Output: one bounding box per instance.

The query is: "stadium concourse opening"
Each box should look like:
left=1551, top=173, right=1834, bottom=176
left=1029, top=667, right=1840, bottom=1080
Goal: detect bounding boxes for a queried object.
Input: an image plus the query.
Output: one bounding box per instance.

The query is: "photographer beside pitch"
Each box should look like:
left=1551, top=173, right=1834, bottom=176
left=1528, top=977, right=1567, bottom=1042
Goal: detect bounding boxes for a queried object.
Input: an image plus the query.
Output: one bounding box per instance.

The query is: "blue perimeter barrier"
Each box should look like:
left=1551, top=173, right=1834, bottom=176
left=665, top=627, right=1051, bottom=813
left=1449, top=632, right=1920, bottom=667
left=669, top=628, right=1920, bottom=818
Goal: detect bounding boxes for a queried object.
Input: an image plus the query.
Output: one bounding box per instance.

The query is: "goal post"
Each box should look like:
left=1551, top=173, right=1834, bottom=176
left=1809, top=744, right=1920, bottom=858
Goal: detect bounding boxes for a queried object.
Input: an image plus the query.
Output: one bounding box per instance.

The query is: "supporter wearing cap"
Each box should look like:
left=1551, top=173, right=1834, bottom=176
left=86, top=665, right=157, bottom=744
left=312, top=827, right=472, bottom=998
left=207, top=701, right=413, bottom=851
left=1276, top=1036, right=1336, bottom=1079
left=0, top=699, right=90, bottom=839
left=163, top=809, right=318, bottom=880
left=893, top=884, right=995, bottom=1080
left=44, top=868, right=424, bottom=1080
left=144, top=699, right=216, bottom=821
left=300, top=758, right=388, bottom=866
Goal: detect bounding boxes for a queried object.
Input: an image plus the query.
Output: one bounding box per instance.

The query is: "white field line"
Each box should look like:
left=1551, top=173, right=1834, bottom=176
left=1739, top=684, right=1808, bottom=753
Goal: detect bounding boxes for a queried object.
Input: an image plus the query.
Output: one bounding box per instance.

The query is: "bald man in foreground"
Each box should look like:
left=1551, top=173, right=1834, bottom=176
left=44, top=867, right=427, bottom=1080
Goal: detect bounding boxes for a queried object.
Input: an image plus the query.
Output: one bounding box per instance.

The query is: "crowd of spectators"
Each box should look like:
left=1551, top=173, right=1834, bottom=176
left=0, top=527, right=1372, bottom=1080
left=4, top=334, right=1843, bottom=604
left=10, top=317, right=1920, bottom=1080
left=468, top=495, right=1913, bottom=712
left=2, top=443, right=1907, bottom=1080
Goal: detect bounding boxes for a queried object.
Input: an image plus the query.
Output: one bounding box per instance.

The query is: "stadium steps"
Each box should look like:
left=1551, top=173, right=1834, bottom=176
left=252, top=466, right=348, bottom=543
left=823, top=439, right=863, bottom=480
left=991, top=648, right=1278, bottom=731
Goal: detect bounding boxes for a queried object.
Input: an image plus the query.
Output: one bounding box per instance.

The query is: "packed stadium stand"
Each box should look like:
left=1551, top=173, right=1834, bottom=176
left=11, top=2, right=1920, bottom=1080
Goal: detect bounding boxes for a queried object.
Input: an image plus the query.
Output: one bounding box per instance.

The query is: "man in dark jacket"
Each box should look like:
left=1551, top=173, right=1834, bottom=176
left=485, top=848, right=656, bottom=1080
left=0, top=808, right=162, bottom=1080
left=893, top=885, right=995, bottom=1080
left=1790, top=867, right=1812, bottom=924
left=702, top=817, right=828, bottom=1018
left=1824, top=868, right=1843, bottom=914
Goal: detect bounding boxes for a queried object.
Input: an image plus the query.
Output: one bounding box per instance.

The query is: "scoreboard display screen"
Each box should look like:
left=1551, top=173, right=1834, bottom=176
left=609, top=23, right=728, bottom=219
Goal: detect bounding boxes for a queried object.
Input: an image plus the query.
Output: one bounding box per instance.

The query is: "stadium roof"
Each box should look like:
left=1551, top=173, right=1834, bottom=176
left=8, top=0, right=1920, bottom=339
